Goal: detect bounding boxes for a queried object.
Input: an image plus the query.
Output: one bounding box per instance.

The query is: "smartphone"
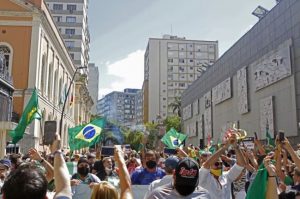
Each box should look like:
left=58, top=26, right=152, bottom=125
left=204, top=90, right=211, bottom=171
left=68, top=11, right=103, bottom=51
left=43, top=121, right=57, bottom=145
left=101, top=146, right=115, bottom=156
left=279, top=131, right=285, bottom=142
left=254, top=132, right=258, bottom=140
left=164, top=148, right=177, bottom=155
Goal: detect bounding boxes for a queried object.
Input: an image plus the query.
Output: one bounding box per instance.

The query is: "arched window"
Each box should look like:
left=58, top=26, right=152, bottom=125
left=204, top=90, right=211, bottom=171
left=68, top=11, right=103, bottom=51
left=53, top=69, right=58, bottom=104
left=0, top=45, right=12, bottom=78
left=47, top=62, right=53, bottom=99
left=40, top=54, right=47, bottom=94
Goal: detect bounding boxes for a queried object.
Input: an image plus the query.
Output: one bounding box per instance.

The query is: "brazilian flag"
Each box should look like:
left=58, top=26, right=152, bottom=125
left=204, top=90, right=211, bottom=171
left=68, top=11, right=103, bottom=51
left=68, top=118, right=105, bottom=150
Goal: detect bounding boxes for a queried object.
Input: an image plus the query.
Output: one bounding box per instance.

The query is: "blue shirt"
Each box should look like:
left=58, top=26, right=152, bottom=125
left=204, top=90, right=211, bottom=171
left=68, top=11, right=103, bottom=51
left=131, top=167, right=165, bottom=185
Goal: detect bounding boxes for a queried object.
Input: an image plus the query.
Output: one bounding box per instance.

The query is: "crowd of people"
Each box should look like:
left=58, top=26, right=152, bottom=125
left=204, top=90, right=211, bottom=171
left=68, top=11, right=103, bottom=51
left=1, top=133, right=300, bottom=199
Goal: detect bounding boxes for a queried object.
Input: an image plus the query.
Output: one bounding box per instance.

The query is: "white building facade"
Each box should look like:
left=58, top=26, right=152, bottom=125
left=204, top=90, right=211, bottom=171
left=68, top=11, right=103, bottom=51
left=45, top=0, right=90, bottom=74
left=87, top=63, right=99, bottom=115
left=143, top=35, right=218, bottom=122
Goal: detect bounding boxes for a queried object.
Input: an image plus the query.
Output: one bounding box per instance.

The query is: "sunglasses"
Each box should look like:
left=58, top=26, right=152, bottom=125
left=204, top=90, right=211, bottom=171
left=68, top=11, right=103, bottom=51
left=214, top=162, right=223, bottom=167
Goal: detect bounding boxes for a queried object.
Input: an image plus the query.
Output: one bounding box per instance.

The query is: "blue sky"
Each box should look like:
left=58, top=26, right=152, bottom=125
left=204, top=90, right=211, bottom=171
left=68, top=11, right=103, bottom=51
left=88, top=0, right=276, bottom=98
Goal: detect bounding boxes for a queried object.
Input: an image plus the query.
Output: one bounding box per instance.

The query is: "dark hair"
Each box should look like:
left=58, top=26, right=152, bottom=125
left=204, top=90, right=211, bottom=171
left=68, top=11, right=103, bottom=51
left=2, top=167, right=47, bottom=199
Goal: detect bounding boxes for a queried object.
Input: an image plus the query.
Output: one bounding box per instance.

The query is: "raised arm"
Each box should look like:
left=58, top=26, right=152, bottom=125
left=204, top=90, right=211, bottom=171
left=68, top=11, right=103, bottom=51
left=52, top=134, right=72, bottom=199
left=264, top=157, right=279, bottom=199
left=282, top=138, right=300, bottom=169
left=28, top=148, right=54, bottom=182
left=114, top=145, right=133, bottom=199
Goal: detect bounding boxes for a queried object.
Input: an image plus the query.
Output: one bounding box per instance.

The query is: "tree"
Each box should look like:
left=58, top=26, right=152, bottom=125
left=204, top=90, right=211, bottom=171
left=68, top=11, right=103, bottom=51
left=168, top=96, right=181, bottom=117
left=164, top=115, right=181, bottom=132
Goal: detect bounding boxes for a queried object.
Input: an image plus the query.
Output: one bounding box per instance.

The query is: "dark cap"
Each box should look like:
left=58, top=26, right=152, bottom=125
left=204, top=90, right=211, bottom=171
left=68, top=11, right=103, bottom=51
left=77, top=157, right=89, bottom=166
left=165, top=156, right=179, bottom=170
left=0, top=159, right=11, bottom=169
left=175, top=158, right=199, bottom=187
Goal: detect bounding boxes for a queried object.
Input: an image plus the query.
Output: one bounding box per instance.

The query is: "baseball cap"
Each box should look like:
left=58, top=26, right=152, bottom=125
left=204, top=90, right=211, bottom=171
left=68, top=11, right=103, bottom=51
left=77, top=157, right=89, bottom=166
left=165, top=156, right=179, bottom=170
left=0, top=159, right=11, bottom=169
left=175, top=158, right=199, bottom=196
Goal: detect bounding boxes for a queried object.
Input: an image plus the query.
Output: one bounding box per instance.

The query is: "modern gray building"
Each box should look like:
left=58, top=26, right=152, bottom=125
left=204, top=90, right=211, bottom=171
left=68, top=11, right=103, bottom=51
left=181, top=0, right=300, bottom=146
left=87, top=63, right=99, bottom=115
left=98, top=89, right=141, bottom=127
left=45, top=0, right=90, bottom=74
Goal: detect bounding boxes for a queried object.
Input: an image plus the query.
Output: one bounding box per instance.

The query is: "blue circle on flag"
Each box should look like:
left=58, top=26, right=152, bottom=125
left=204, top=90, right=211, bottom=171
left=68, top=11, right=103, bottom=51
left=173, top=139, right=179, bottom=146
left=83, top=126, right=95, bottom=139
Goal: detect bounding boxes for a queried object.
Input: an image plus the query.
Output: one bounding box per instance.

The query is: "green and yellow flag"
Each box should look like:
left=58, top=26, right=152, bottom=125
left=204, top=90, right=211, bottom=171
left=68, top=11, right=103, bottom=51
left=161, top=128, right=187, bottom=149
left=68, top=118, right=105, bottom=150
left=9, top=89, right=41, bottom=144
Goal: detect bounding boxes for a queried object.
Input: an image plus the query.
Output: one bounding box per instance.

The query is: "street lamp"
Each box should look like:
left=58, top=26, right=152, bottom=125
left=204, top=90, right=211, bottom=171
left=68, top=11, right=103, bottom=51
left=59, top=66, right=87, bottom=136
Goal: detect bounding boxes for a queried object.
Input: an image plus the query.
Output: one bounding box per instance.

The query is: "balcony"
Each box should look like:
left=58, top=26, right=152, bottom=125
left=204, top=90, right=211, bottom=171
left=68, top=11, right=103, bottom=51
left=0, top=70, right=13, bottom=88
left=62, top=34, right=82, bottom=40
left=50, top=10, right=83, bottom=15
left=56, top=22, right=83, bottom=28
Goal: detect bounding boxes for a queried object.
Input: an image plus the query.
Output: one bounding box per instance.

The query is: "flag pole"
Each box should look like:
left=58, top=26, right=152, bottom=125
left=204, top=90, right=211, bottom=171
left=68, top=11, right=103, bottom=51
left=59, top=66, right=87, bottom=137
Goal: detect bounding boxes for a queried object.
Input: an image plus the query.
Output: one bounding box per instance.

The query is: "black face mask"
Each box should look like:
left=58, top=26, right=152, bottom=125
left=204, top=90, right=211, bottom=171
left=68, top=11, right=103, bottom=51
left=146, top=160, right=157, bottom=169
left=78, top=167, right=89, bottom=176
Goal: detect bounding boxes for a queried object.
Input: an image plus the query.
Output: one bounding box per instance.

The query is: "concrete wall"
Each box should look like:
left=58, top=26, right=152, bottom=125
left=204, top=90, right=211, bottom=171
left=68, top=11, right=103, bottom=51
left=182, top=0, right=300, bottom=146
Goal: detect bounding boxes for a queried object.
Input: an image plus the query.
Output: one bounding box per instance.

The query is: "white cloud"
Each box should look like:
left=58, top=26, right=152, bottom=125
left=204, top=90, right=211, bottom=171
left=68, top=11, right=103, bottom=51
left=99, top=49, right=145, bottom=97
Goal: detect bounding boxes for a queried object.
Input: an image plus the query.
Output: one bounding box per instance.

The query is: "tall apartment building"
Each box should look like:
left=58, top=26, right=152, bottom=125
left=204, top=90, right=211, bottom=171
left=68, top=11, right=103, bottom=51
left=143, top=35, right=218, bottom=122
left=45, top=0, right=90, bottom=73
left=98, top=89, right=141, bottom=127
left=87, top=63, right=99, bottom=115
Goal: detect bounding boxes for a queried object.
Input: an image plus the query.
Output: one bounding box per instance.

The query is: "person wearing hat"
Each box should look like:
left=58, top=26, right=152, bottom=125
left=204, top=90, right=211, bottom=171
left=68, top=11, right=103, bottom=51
left=71, top=157, right=101, bottom=186
left=0, top=159, right=11, bottom=192
left=146, top=157, right=210, bottom=199
left=144, top=156, right=179, bottom=199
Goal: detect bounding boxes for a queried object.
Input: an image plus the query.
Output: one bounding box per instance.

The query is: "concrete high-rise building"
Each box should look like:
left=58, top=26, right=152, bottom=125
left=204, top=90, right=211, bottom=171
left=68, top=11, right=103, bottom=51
left=143, top=35, right=218, bottom=122
left=98, top=89, right=141, bottom=126
left=87, top=63, right=99, bottom=115
left=45, top=0, right=90, bottom=73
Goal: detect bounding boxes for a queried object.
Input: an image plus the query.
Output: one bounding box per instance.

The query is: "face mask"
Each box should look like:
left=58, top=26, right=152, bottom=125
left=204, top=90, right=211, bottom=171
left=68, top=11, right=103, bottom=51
left=146, top=160, right=157, bottom=169
left=210, top=169, right=222, bottom=177
left=78, top=167, right=89, bottom=176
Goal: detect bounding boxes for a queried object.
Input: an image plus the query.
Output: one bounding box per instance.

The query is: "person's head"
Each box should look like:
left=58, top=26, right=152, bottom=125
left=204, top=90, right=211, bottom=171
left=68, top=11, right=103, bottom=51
left=2, top=167, right=47, bottom=199
left=144, top=150, right=158, bottom=170
left=77, top=157, right=90, bottom=177
left=91, top=181, right=118, bottom=199
left=0, top=159, right=11, bottom=180
left=174, top=158, right=199, bottom=196
left=74, top=154, right=81, bottom=162
left=102, top=157, right=113, bottom=170
left=87, top=153, right=96, bottom=165
left=293, top=167, right=300, bottom=185
left=9, top=154, right=21, bottom=171
left=210, top=158, right=223, bottom=178
left=164, top=156, right=179, bottom=175
left=200, top=151, right=212, bottom=162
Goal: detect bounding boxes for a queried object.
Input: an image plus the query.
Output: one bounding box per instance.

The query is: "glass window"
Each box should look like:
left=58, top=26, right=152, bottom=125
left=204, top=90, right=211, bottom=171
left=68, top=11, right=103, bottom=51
left=66, top=17, right=76, bottom=23
left=53, top=16, right=62, bottom=22
left=179, top=59, right=185, bottom=63
left=168, top=58, right=173, bottom=63
left=65, top=41, right=75, bottom=48
left=67, top=4, right=77, bottom=11
left=65, top=29, right=75, bottom=35
left=53, top=4, right=63, bottom=10
left=0, top=45, right=11, bottom=78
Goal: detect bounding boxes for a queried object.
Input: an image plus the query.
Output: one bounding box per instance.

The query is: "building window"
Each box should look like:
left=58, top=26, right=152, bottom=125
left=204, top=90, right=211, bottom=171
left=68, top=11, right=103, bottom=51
left=70, top=53, right=74, bottom=59
left=189, top=59, right=194, bottom=63
left=179, top=66, right=184, bottom=72
left=65, top=29, right=75, bottom=35
left=53, top=4, right=63, bottom=10
left=66, top=17, right=76, bottom=23
left=53, top=16, right=62, bottom=22
left=67, top=4, right=77, bottom=11
left=0, top=45, right=11, bottom=78
left=168, top=58, right=173, bottom=63
left=179, top=59, right=185, bottom=63
left=65, top=41, right=75, bottom=48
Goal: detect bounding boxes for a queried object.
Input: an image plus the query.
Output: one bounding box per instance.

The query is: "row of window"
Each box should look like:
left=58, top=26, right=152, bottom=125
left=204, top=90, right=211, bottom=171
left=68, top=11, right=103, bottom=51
left=167, top=43, right=215, bottom=52
left=53, top=4, right=77, bottom=11
left=168, top=51, right=215, bottom=60
left=168, top=58, right=214, bottom=66
left=53, top=16, right=77, bottom=23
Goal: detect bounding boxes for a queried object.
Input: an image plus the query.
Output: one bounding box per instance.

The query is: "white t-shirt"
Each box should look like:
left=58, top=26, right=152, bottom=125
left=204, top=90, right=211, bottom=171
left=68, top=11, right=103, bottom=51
left=198, top=164, right=244, bottom=199
left=146, top=183, right=211, bottom=199
left=144, top=175, right=173, bottom=199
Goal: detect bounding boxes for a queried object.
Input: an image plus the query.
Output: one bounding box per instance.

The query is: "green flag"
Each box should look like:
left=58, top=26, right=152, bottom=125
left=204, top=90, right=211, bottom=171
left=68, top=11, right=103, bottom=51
left=9, top=89, right=41, bottom=144
left=266, top=128, right=275, bottom=147
left=68, top=118, right=105, bottom=150
left=246, top=163, right=268, bottom=199
left=161, top=128, right=187, bottom=149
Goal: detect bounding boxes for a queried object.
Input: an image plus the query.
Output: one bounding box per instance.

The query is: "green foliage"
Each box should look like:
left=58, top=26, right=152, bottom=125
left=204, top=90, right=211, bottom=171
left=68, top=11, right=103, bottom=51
left=168, top=96, right=181, bottom=117
left=123, top=130, right=144, bottom=151
left=163, top=116, right=181, bottom=132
